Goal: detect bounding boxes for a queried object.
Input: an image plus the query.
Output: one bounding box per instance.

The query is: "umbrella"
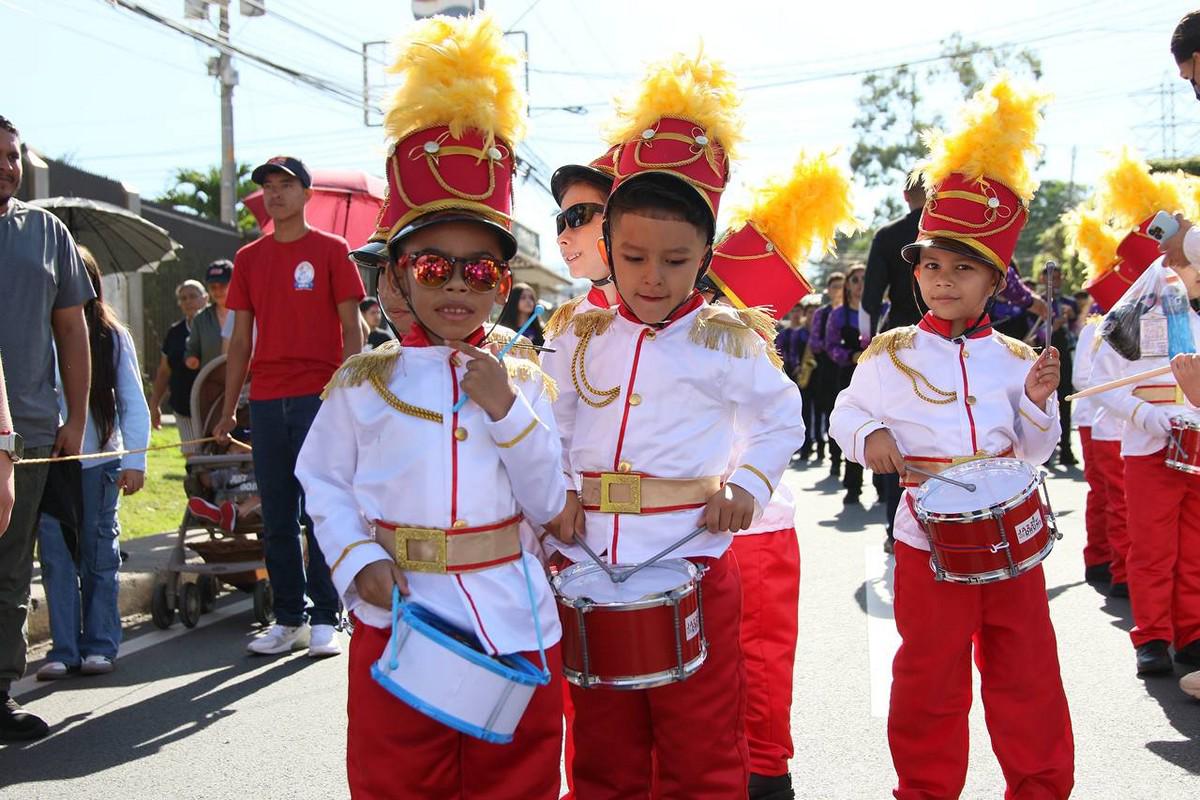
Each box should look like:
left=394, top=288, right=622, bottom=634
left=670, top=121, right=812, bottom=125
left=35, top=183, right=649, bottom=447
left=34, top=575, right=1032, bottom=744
left=29, top=197, right=181, bottom=275
left=243, top=169, right=386, bottom=248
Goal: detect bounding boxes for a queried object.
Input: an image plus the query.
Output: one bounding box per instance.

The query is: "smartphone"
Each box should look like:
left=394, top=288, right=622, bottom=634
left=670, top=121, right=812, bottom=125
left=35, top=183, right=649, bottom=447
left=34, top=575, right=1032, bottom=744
left=1147, top=210, right=1181, bottom=243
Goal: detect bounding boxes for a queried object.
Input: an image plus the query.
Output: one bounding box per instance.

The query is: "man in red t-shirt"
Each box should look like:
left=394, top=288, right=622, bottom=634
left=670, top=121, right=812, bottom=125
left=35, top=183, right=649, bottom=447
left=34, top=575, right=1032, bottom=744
left=215, top=156, right=364, bottom=658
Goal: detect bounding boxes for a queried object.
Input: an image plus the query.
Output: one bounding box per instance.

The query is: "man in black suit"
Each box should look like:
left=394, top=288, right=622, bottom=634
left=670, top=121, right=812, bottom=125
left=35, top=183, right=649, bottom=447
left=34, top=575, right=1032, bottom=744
left=862, top=181, right=925, bottom=553
left=864, top=182, right=926, bottom=333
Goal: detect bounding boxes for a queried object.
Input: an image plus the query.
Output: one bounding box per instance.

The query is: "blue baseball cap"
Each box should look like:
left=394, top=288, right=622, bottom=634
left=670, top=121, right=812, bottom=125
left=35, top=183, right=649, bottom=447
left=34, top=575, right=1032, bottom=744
left=251, top=155, right=312, bottom=188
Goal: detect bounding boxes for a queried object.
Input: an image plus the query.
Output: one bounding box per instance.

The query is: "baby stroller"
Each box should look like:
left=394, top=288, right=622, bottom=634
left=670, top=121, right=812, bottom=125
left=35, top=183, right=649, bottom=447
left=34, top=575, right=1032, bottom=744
left=150, top=354, right=273, bottom=629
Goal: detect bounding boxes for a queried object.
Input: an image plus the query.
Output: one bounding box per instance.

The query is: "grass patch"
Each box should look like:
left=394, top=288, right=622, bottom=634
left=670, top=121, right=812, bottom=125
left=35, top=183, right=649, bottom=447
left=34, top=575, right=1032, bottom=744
left=118, top=425, right=186, bottom=540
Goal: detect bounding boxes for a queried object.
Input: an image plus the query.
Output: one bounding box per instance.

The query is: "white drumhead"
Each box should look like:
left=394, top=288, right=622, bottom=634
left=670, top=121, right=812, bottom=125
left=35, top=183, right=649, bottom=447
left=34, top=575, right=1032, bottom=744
left=917, top=458, right=1035, bottom=514
left=558, top=560, right=693, bottom=603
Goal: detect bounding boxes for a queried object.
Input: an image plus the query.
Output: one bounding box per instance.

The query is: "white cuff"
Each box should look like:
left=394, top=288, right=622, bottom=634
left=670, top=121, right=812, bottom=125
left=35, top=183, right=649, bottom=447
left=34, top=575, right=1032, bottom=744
left=850, top=420, right=888, bottom=465
left=330, top=540, right=392, bottom=601
left=1017, top=393, right=1056, bottom=433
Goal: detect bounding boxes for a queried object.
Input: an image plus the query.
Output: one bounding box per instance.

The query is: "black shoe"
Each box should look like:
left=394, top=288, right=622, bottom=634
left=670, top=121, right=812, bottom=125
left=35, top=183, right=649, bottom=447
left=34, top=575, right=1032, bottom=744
left=815, top=442, right=825, bottom=462
left=830, top=462, right=841, bottom=479
left=749, top=772, right=795, bottom=800
left=1085, top=563, right=1112, bottom=584
left=1059, top=451, right=1078, bottom=467
left=883, top=538, right=895, bottom=554
left=1136, top=640, right=1174, bottom=676
left=798, top=446, right=812, bottom=461
left=843, top=491, right=860, bottom=506
left=0, top=693, right=49, bottom=742
left=1109, top=581, right=1129, bottom=598
left=1174, top=639, right=1200, bottom=667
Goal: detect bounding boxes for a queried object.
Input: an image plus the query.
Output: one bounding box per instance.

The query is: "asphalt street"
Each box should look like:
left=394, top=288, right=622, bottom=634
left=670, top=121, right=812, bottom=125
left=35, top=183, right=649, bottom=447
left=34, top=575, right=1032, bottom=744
left=2, top=440, right=1198, bottom=799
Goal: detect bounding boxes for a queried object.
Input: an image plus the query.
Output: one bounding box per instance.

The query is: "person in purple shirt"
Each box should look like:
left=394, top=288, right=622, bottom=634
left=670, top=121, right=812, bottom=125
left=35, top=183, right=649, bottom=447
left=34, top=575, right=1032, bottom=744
left=824, top=264, right=872, bottom=504
left=809, top=272, right=845, bottom=470
left=775, top=303, right=814, bottom=457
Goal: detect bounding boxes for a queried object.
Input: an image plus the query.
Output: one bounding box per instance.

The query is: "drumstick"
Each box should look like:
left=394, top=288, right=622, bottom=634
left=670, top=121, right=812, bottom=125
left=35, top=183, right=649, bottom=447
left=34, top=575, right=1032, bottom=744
left=612, top=525, right=709, bottom=584
left=452, top=303, right=549, bottom=413
left=905, top=465, right=977, bottom=493
left=571, top=533, right=621, bottom=582
left=1064, top=364, right=1171, bottom=402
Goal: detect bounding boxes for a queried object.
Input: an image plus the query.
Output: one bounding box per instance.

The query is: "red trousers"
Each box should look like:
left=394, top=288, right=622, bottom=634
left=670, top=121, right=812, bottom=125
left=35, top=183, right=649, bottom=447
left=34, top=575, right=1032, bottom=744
left=570, top=549, right=750, bottom=799
left=890, top=542, right=1074, bottom=800
left=1079, top=428, right=1113, bottom=569
left=1122, top=451, right=1200, bottom=648
left=346, top=618, right=564, bottom=799
left=1088, top=436, right=1129, bottom=582
left=730, top=529, right=800, bottom=777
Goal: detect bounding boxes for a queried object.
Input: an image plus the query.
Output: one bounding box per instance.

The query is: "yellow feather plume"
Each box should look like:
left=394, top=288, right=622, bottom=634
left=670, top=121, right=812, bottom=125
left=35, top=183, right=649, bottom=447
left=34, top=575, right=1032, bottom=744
left=1063, top=205, right=1122, bottom=279
left=1094, top=147, right=1183, bottom=231
left=916, top=73, right=1048, bottom=202
left=1176, top=171, right=1200, bottom=221
left=605, top=47, right=743, bottom=157
left=382, top=14, right=525, bottom=149
left=728, top=151, right=860, bottom=264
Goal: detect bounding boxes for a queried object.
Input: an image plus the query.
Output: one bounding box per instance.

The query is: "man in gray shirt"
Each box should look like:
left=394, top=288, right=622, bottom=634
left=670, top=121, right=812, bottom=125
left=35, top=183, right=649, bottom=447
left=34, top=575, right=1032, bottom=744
left=0, top=115, right=93, bottom=741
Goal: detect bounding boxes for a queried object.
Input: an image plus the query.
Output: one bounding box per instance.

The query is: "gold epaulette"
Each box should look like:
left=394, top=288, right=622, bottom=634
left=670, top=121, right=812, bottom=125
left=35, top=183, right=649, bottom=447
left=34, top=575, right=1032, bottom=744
left=486, top=331, right=539, bottom=363
left=858, top=326, right=917, bottom=363
left=321, top=340, right=403, bottom=399
left=1085, top=313, right=1103, bottom=326
left=689, top=305, right=784, bottom=370
left=995, top=332, right=1037, bottom=361
left=543, top=294, right=586, bottom=341
left=505, top=358, right=559, bottom=402
left=571, top=308, right=617, bottom=339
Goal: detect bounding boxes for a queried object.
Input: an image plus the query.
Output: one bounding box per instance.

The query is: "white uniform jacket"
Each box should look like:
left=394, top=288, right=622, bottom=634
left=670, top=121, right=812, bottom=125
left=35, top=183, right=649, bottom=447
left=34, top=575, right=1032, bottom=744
left=829, top=315, right=1060, bottom=552
left=544, top=296, right=806, bottom=565
left=295, top=336, right=566, bottom=655
left=1089, top=308, right=1200, bottom=457
left=1074, top=320, right=1124, bottom=442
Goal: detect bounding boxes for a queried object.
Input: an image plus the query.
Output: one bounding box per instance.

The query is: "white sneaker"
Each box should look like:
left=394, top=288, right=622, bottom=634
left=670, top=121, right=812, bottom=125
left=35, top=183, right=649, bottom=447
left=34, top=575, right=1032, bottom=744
left=307, top=624, right=342, bottom=658
left=80, top=656, right=114, bottom=675
left=36, top=661, right=71, bottom=681
left=246, top=623, right=311, bottom=655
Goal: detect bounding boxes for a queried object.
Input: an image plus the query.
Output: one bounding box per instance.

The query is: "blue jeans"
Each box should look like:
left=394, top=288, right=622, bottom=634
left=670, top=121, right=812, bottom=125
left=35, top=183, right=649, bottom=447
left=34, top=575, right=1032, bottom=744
left=37, top=461, right=123, bottom=664
left=249, top=394, right=339, bottom=627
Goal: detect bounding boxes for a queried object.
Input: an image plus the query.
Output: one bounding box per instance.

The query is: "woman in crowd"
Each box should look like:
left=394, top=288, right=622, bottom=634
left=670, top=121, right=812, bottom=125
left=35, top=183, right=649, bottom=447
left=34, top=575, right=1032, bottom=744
left=496, top=281, right=545, bottom=346
left=185, top=259, right=233, bottom=371
left=824, top=263, right=872, bottom=505
left=148, top=279, right=206, bottom=446
left=36, top=246, right=150, bottom=680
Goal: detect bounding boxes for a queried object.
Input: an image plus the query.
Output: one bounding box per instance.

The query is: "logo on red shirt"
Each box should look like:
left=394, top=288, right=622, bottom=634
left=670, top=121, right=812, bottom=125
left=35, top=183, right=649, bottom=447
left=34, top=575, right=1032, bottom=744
left=294, top=261, right=315, bottom=291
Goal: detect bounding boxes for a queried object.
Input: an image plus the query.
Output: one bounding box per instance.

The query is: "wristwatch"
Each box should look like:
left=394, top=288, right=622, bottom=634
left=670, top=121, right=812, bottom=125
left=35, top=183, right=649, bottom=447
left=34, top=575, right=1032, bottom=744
left=0, top=431, right=23, bottom=463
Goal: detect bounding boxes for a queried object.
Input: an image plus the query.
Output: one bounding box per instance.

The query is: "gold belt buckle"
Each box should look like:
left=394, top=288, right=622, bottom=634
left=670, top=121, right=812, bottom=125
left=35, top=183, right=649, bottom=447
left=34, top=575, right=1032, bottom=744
left=392, top=527, right=448, bottom=574
left=599, top=473, right=642, bottom=514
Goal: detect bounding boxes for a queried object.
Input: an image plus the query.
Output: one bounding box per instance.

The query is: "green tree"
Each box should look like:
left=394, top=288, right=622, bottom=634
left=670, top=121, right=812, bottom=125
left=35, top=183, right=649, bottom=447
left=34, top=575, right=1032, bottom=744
left=155, top=164, right=258, bottom=232
left=850, top=33, right=1043, bottom=222
left=1015, top=179, right=1081, bottom=274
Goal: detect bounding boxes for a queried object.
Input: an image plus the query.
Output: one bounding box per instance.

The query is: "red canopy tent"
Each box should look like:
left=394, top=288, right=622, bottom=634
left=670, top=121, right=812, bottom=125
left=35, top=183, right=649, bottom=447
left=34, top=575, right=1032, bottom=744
left=243, top=169, right=386, bottom=249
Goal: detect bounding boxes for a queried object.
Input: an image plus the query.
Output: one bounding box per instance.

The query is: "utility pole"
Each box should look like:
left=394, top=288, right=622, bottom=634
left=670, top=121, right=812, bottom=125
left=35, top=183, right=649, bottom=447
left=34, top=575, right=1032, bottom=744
left=213, top=2, right=238, bottom=225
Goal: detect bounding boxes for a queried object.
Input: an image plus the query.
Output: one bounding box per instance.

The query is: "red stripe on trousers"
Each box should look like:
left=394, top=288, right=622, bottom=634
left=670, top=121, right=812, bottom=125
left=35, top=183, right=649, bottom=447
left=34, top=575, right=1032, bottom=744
left=346, top=619, right=564, bottom=799
left=890, top=542, right=1074, bottom=800
left=1089, top=437, right=1129, bottom=582
left=730, top=529, right=800, bottom=777
left=1079, top=428, right=1114, bottom=568
left=1122, top=451, right=1200, bottom=648
left=569, top=550, right=750, bottom=799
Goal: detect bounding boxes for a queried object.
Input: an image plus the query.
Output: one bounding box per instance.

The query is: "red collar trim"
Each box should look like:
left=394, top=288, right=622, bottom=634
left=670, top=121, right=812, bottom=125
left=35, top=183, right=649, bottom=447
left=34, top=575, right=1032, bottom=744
left=402, top=325, right=487, bottom=348
left=586, top=285, right=612, bottom=308
left=616, top=291, right=704, bottom=328
left=918, top=312, right=992, bottom=340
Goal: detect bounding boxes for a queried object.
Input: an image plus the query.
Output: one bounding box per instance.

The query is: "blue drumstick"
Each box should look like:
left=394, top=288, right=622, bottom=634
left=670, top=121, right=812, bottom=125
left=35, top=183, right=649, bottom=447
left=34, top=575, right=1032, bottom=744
left=452, top=303, right=548, bottom=413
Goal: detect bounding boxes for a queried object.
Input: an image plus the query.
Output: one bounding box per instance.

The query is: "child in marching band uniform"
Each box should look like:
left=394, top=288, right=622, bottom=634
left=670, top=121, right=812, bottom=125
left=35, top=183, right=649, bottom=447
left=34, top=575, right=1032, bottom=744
left=295, top=17, right=565, bottom=798
left=703, top=149, right=858, bottom=800
left=545, top=51, right=806, bottom=799
left=830, top=76, right=1074, bottom=799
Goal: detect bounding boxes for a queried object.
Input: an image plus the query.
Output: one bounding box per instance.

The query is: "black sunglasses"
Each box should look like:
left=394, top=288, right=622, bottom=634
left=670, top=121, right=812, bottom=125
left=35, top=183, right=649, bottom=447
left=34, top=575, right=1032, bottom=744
left=556, top=202, right=604, bottom=236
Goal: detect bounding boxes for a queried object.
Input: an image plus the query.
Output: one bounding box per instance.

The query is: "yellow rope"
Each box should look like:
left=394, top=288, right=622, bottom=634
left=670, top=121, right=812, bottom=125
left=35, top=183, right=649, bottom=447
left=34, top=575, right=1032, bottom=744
left=16, top=436, right=252, bottom=466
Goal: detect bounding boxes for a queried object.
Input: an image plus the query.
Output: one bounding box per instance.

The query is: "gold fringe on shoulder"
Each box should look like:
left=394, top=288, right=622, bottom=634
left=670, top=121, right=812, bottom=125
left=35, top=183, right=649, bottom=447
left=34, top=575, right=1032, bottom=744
left=485, top=330, right=539, bottom=363
left=321, top=340, right=403, bottom=399
left=689, top=306, right=783, bottom=369
left=505, top=359, right=559, bottom=402
left=543, top=294, right=586, bottom=341
left=571, top=308, right=617, bottom=339
left=995, top=332, right=1037, bottom=361
left=858, top=326, right=917, bottom=364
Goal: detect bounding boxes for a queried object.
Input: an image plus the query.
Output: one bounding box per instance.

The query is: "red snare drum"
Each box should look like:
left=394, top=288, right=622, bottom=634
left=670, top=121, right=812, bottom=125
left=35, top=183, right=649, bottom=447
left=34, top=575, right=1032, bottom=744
left=914, top=458, right=1060, bottom=584
left=553, top=559, right=706, bottom=690
left=1166, top=414, right=1200, bottom=475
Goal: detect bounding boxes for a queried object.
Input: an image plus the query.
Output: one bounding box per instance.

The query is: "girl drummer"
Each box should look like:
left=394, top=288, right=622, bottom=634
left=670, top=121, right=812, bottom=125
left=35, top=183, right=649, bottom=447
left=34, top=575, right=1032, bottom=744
left=830, top=76, right=1075, bottom=799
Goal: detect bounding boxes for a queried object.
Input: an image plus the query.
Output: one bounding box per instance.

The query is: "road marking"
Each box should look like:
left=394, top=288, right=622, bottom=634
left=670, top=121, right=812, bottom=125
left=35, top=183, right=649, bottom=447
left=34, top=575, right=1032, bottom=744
left=11, top=598, right=252, bottom=699
left=864, top=544, right=901, bottom=718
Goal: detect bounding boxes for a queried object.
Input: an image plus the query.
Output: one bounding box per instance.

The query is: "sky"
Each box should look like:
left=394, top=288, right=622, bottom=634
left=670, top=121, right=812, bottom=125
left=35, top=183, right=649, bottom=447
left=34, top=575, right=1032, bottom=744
left=4, top=0, right=1199, bottom=278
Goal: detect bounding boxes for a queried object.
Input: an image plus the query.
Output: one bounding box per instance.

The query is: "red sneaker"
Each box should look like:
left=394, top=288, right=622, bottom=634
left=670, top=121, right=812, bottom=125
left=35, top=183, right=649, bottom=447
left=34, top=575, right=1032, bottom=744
left=219, top=502, right=238, bottom=533
left=188, top=497, right=222, bottom=526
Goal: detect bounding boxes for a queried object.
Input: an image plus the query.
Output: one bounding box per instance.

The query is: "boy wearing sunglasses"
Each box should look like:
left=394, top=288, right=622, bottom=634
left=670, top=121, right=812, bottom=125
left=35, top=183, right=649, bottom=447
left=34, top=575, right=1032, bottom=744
left=545, top=52, right=805, bottom=799
left=294, top=16, right=566, bottom=799
left=830, top=77, right=1073, bottom=800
